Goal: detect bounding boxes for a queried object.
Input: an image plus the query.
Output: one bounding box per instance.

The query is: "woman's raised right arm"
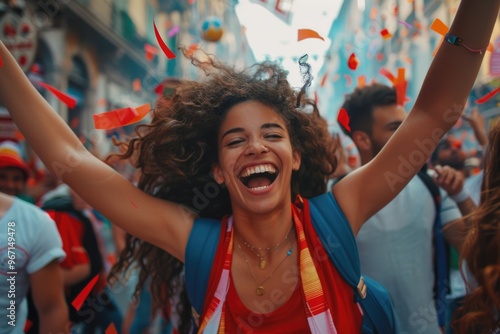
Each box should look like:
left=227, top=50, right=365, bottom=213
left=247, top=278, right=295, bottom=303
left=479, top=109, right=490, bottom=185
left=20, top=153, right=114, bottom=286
left=0, top=42, right=193, bottom=261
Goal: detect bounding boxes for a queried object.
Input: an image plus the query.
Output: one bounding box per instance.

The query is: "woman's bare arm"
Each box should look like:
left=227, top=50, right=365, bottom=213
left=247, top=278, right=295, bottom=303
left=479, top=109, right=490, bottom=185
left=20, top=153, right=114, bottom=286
left=0, top=43, right=194, bottom=261
left=334, top=0, right=500, bottom=234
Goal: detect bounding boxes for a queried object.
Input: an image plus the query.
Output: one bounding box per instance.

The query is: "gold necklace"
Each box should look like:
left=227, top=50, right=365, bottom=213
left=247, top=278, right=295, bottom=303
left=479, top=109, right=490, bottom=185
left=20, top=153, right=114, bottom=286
left=236, top=239, right=294, bottom=296
left=238, top=221, right=293, bottom=270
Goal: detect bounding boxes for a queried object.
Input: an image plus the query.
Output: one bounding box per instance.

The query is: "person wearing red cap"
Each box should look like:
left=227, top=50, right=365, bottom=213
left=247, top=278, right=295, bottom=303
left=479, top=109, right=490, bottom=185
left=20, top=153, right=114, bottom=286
left=0, top=141, right=30, bottom=197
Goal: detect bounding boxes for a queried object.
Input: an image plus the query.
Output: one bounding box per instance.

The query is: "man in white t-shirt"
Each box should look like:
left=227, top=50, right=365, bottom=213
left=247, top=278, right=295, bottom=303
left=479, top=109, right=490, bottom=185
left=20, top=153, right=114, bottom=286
left=339, top=83, right=474, bottom=334
left=0, top=141, right=68, bottom=333
left=0, top=192, right=68, bottom=333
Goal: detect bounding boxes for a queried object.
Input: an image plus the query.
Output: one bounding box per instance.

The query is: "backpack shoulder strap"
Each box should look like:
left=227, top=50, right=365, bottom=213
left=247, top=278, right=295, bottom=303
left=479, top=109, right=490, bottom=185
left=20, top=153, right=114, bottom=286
left=185, top=218, right=221, bottom=318
left=308, top=192, right=398, bottom=334
left=416, top=169, right=449, bottom=327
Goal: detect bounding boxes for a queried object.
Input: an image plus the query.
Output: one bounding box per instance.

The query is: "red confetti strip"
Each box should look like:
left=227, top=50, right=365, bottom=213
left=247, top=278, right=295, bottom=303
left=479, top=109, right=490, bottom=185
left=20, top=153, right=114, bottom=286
left=39, top=82, right=77, bottom=109
left=475, top=86, right=500, bottom=104
left=337, top=108, right=351, bottom=132
left=297, top=29, right=325, bottom=41
left=347, top=53, right=359, bottom=70
left=320, top=72, right=329, bottom=87
left=105, top=323, right=118, bottom=334
left=380, top=28, right=392, bottom=40
left=153, top=20, right=176, bottom=59
left=93, top=103, right=151, bottom=130
left=71, top=274, right=99, bottom=311
left=0, top=52, right=3, bottom=67
left=379, top=68, right=396, bottom=84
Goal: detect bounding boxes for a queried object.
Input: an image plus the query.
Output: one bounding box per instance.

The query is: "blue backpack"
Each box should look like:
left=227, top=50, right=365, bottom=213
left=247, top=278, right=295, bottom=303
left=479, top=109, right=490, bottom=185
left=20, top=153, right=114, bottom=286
left=185, top=192, right=398, bottom=333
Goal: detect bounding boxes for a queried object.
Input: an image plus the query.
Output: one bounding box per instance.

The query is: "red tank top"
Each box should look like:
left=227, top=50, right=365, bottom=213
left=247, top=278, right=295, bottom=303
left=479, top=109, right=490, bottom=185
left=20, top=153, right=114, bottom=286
left=223, top=204, right=363, bottom=333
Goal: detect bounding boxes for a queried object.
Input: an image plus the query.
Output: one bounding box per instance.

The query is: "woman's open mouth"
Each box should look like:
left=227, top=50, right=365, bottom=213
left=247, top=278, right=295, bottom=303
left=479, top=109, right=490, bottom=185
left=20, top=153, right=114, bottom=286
left=239, top=164, right=278, bottom=191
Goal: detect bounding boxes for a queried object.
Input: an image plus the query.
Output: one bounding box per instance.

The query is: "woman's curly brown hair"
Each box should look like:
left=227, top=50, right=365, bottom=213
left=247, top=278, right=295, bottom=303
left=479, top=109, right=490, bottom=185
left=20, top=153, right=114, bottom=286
left=454, top=121, right=500, bottom=334
left=109, top=51, right=337, bottom=333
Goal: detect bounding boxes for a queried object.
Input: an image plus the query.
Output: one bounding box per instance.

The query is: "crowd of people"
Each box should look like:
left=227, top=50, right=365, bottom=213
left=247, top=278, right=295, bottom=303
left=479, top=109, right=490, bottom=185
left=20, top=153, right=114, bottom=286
left=0, top=0, right=500, bottom=333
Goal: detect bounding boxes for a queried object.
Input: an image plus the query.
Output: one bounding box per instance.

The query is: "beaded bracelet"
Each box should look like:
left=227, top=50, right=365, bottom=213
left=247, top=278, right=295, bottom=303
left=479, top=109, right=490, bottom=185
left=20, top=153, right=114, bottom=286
left=445, top=33, right=488, bottom=54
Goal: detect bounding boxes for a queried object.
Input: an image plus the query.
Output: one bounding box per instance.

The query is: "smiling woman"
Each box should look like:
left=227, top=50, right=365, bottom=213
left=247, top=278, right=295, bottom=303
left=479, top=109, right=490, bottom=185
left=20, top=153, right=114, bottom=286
left=0, top=0, right=499, bottom=332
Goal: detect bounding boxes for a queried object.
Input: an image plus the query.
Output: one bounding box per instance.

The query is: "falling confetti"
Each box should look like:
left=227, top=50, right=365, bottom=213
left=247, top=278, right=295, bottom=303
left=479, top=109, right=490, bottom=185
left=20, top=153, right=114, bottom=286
left=347, top=53, right=359, bottom=70
left=475, top=86, right=500, bottom=104
left=357, top=75, right=366, bottom=88
left=344, top=74, right=353, bottom=86
left=153, top=20, right=176, bottom=59
left=105, top=323, right=118, bottom=334
left=144, top=44, right=158, bottom=61
left=320, top=72, right=329, bottom=87
left=397, top=20, right=412, bottom=29
left=297, top=29, right=325, bottom=41
left=168, top=25, right=180, bottom=38
left=39, top=82, right=77, bottom=109
left=93, top=103, right=151, bottom=130
left=71, top=275, right=99, bottom=311
left=337, top=108, right=351, bottom=132
left=380, top=28, right=392, bottom=40
left=132, top=78, right=141, bottom=92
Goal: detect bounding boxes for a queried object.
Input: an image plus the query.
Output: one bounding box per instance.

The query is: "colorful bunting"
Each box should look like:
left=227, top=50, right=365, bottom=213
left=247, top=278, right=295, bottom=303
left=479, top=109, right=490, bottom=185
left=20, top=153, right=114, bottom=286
left=297, top=29, right=325, bottom=41
left=39, top=82, right=77, bottom=109
left=71, top=275, right=99, bottom=311
left=337, top=108, right=351, bottom=132
left=475, top=86, right=500, bottom=104
left=153, top=20, right=176, bottom=59
left=93, top=103, right=151, bottom=130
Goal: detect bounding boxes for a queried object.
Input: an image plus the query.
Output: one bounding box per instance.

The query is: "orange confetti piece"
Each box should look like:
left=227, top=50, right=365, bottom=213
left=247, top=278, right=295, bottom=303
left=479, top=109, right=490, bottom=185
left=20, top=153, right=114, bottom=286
left=105, top=323, right=118, bottom=334
left=380, top=28, right=392, bottom=40
left=347, top=53, right=359, bottom=70
left=338, top=108, right=351, bottom=132
left=320, top=72, right=329, bottom=87
left=357, top=75, right=366, bottom=88
left=153, top=20, right=176, bottom=59
left=132, top=78, right=141, bottom=92
left=376, top=53, right=384, bottom=62
left=369, top=8, right=378, bottom=20
left=475, top=86, right=500, bottom=104
left=93, top=103, right=151, bottom=130
left=144, top=44, right=158, bottom=62
left=71, top=275, right=99, bottom=311
left=297, top=29, right=325, bottom=42
left=39, top=82, right=77, bottom=109
left=430, top=18, right=448, bottom=36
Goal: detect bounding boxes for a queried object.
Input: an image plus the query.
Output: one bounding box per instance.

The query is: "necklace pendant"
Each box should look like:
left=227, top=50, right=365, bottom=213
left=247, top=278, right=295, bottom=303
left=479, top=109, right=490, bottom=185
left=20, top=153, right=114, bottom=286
left=256, top=286, right=265, bottom=296
left=258, top=259, right=267, bottom=270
